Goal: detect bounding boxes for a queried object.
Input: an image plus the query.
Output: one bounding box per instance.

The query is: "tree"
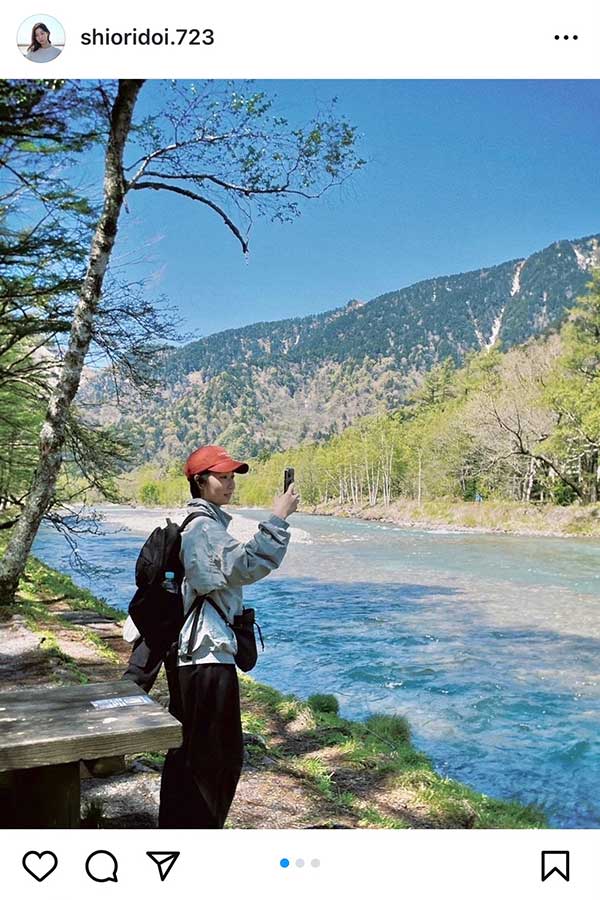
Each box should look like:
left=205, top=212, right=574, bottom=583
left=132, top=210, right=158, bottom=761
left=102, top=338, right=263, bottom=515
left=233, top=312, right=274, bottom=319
left=0, top=81, right=102, bottom=516
left=0, top=79, right=143, bottom=603
left=0, top=81, right=172, bottom=520
left=0, top=79, right=365, bottom=604
left=464, top=337, right=571, bottom=501
left=542, top=271, right=600, bottom=503
left=410, top=357, right=456, bottom=409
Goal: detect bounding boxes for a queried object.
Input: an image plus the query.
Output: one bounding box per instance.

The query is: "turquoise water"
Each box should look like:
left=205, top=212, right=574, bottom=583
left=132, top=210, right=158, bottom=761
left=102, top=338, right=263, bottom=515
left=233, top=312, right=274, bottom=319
left=33, top=507, right=600, bottom=827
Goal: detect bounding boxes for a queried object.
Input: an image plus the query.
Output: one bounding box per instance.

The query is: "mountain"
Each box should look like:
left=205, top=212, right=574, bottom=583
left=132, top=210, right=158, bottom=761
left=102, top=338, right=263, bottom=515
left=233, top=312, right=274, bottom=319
left=88, top=232, right=600, bottom=462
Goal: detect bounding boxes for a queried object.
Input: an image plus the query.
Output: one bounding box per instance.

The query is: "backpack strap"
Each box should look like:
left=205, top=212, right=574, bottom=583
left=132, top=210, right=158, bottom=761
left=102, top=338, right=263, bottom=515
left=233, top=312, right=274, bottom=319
left=182, top=595, right=228, bottom=659
left=196, top=597, right=265, bottom=649
left=178, top=509, right=216, bottom=659
left=178, top=510, right=211, bottom=533
left=181, top=598, right=204, bottom=661
left=254, top=619, right=265, bottom=652
left=178, top=508, right=246, bottom=660
left=203, top=594, right=231, bottom=625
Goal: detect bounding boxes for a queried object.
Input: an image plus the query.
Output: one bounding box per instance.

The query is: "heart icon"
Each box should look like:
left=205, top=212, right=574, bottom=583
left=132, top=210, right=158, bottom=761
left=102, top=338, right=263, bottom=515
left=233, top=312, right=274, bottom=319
left=22, top=851, right=58, bottom=882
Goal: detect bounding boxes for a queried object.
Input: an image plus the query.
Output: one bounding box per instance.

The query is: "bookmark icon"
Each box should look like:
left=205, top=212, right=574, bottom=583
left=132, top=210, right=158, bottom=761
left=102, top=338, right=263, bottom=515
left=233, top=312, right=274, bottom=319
left=146, top=851, right=180, bottom=882
left=541, top=850, right=570, bottom=882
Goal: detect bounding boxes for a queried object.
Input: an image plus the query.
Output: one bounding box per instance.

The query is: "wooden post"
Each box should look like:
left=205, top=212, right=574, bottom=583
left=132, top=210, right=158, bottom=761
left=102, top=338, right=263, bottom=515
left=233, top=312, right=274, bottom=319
left=0, top=762, right=80, bottom=828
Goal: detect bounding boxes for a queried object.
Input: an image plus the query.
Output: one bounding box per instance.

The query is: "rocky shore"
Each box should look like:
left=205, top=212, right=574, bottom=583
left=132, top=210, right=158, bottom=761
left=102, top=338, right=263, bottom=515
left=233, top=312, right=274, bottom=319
left=311, top=498, right=600, bottom=539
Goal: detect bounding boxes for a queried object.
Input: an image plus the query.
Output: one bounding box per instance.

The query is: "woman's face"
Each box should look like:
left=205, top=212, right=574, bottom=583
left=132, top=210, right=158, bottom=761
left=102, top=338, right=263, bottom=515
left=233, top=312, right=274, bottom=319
left=35, top=27, right=49, bottom=47
left=199, top=471, right=236, bottom=506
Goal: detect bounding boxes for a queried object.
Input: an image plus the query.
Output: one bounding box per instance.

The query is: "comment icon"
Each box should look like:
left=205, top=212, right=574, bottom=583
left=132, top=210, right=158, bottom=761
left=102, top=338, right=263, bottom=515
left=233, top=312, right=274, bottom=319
left=85, top=850, right=119, bottom=883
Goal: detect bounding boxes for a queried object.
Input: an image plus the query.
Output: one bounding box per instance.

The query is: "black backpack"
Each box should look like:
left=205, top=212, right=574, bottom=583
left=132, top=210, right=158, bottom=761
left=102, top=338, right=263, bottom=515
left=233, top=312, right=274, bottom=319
left=128, top=511, right=208, bottom=653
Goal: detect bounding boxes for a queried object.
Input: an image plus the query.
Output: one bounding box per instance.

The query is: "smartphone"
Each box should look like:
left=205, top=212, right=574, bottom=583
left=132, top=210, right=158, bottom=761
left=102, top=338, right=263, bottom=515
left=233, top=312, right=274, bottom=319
left=283, top=467, right=295, bottom=493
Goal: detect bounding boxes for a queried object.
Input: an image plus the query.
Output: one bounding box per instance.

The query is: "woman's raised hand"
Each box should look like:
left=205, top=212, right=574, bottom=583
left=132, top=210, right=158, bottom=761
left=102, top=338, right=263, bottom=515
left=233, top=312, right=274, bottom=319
left=272, top=482, right=299, bottom=520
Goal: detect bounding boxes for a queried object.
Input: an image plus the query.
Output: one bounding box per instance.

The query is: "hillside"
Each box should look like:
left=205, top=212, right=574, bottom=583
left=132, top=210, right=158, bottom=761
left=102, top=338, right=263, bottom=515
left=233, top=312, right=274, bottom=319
left=86, top=233, right=600, bottom=462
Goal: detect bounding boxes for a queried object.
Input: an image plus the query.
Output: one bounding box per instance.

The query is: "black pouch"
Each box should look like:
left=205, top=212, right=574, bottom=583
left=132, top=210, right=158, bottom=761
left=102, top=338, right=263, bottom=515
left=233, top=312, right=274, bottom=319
left=232, top=607, right=264, bottom=673
left=186, top=598, right=264, bottom=672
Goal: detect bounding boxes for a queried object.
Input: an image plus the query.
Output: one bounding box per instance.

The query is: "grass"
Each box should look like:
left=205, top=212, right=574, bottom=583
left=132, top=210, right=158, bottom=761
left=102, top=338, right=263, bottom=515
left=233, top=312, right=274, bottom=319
left=0, top=539, right=123, bottom=682
left=364, top=713, right=411, bottom=744
left=81, top=798, right=107, bottom=828
left=281, top=741, right=409, bottom=828
left=239, top=674, right=309, bottom=725
left=241, top=711, right=269, bottom=736
left=289, top=757, right=337, bottom=799
left=308, top=693, right=340, bottom=715
left=32, top=629, right=90, bottom=684
left=20, top=555, right=125, bottom=621
left=258, top=696, right=547, bottom=829
left=82, top=629, right=120, bottom=663
left=129, top=751, right=166, bottom=767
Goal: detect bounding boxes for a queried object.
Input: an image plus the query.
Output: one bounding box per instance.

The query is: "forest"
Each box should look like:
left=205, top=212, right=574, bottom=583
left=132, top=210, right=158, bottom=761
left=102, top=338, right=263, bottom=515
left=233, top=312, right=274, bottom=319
left=130, top=272, right=600, bottom=512
left=91, top=233, right=599, bottom=466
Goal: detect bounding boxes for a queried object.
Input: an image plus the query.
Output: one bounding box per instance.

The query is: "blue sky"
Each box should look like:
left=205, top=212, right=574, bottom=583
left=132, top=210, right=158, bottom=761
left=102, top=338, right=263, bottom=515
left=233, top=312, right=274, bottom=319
left=111, top=80, right=600, bottom=338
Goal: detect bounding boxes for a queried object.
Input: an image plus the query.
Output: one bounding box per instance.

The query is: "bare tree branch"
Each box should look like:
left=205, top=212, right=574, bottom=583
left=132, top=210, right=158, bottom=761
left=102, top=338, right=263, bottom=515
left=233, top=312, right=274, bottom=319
left=130, top=180, right=249, bottom=252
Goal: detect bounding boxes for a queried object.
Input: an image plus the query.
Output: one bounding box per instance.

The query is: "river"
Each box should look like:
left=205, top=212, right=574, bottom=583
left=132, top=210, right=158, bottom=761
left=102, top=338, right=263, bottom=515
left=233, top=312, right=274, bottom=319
left=33, top=504, right=600, bottom=828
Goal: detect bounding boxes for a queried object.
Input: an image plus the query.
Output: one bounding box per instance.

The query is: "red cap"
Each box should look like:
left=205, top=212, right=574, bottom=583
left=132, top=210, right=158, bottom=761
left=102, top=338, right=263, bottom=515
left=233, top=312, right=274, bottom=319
left=183, top=445, right=249, bottom=478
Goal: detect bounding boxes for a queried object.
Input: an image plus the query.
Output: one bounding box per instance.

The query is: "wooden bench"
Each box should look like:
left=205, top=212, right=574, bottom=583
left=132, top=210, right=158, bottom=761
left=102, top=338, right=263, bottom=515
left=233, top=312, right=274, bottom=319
left=0, top=680, right=181, bottom=827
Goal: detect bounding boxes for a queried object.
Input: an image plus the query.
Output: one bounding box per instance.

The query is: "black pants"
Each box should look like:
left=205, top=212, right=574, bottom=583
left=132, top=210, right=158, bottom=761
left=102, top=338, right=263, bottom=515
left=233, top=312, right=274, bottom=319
left=122, top=637, right=164, bottom=693
left=159, top=660, right=244, bottom=829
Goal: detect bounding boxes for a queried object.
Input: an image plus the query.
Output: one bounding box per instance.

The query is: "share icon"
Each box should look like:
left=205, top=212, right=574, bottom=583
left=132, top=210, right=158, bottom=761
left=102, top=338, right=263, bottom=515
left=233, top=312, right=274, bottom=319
left=146, top=851, right=180, bottom=882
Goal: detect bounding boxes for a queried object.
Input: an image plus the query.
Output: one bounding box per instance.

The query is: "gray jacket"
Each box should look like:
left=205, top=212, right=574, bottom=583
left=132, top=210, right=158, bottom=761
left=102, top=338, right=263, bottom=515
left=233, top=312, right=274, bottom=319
left=177, top=499, right=290, bottom=666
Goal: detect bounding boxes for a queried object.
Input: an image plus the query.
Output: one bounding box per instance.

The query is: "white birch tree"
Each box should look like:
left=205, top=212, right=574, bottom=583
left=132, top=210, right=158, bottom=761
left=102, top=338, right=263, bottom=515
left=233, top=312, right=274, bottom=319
left=0, top=79, right=365, bottom=604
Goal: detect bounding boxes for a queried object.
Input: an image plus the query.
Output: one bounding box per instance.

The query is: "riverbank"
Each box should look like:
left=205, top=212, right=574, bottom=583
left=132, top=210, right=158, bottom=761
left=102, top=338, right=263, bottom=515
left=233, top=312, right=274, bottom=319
left=311, top=497, right=600, bottom=538
left=115, top=491, right=600, bottom=539
left=89, top=503, right=312, bottom=543
left=0, top=548, right=546, bottom=829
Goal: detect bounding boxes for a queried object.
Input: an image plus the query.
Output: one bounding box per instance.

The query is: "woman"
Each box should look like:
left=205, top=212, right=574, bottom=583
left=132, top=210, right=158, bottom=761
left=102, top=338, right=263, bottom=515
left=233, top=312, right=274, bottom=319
left=159, top=444, right=299, bottom=828
left=26, top=23, right=61, bottom=62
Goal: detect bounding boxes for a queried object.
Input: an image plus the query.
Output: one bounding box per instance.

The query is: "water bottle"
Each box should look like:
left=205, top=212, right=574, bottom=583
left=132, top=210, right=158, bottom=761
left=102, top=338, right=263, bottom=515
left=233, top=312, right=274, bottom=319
left=161, top=571, right=178, bottom=594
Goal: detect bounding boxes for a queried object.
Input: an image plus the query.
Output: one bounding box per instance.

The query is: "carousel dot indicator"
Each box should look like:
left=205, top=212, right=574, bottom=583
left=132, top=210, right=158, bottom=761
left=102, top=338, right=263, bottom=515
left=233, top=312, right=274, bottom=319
left=296, top=858, right=305, bottom=868
left=280, top=858, right=290, bottom=868
left=311, top=858, right=321, bottom=868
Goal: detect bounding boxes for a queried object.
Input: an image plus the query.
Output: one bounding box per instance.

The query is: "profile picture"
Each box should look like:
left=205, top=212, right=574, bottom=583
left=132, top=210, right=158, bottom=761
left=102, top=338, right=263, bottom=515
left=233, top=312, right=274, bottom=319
left=17, top=14, right=64, bottom=62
